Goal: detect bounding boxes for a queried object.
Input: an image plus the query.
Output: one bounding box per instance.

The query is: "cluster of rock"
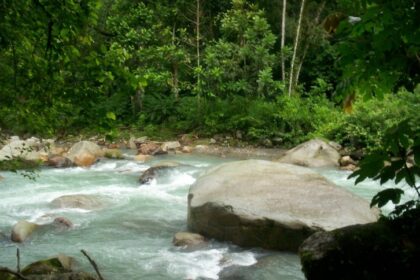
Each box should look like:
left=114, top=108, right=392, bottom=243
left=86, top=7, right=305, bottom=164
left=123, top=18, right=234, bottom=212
left=184, top=138, right=414, bottom=279
left=0, top=254, right=96, bottom=280
left=6, top=194, right=105, bottom=244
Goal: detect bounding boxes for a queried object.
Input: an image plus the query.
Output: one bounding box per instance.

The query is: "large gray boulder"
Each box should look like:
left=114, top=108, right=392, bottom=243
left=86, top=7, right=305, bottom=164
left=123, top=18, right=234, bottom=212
left=278, top=139, right=341, bottom=168
left=188, top=160, right=378, bottom=251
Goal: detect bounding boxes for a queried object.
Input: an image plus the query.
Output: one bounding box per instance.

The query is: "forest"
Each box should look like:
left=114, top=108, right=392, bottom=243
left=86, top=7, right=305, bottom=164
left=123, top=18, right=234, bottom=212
left=0, top=0, right=420, bottom=279
left=0, top=0, right=418, bottom=148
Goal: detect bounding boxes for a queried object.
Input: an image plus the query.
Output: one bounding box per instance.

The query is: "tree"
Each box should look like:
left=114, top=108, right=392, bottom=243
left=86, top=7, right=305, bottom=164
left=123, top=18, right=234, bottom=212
left=202, top=0, right=278, bottom=98
left=287, top=0, right=306, bottom=96
left=336, top=0, right=420, bottom=99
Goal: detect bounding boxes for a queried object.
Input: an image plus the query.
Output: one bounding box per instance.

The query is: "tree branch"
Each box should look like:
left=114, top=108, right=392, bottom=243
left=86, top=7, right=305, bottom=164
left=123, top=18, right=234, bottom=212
left=81, top=250, right=105, bottom=280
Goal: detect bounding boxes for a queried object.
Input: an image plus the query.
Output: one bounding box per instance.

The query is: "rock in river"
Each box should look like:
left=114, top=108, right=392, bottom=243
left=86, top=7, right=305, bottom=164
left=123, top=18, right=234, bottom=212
left=11, top=220, right=39, bottom=243
left=173, top=232, right=207, bottom=247
left=278, top=138, right=341, bottom=168
left=66, top=141, right=102, bottom=167
left=188, top=160, right=378, bottom=251
left=51, top=194, right=105, bottom=210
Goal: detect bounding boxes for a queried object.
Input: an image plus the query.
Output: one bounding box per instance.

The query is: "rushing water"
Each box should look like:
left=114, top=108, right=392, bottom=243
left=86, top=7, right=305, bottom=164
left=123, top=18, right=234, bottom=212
left=0, top=154, right=412, bottom=279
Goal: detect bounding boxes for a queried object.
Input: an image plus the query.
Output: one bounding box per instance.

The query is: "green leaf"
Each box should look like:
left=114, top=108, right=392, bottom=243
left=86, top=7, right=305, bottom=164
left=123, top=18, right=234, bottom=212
left=370, top=188, right=404, bottom=208
left=106, top=112, right=116, bottom=121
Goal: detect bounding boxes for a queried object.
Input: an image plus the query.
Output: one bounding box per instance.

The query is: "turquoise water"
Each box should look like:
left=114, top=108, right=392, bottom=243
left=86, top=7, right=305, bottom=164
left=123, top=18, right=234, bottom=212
left=0, top=155, right=411, bottom=279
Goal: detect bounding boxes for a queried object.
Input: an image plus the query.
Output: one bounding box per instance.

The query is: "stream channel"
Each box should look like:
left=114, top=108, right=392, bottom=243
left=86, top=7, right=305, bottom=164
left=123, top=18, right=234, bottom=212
left=0, top=153, right=413, bottom=279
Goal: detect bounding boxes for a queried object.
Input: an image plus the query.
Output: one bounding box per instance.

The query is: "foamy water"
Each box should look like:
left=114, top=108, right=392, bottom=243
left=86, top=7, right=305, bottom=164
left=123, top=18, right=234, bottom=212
left=1, top=155, right=406, bottom=279
left=0, top=155, right=304, bottom=279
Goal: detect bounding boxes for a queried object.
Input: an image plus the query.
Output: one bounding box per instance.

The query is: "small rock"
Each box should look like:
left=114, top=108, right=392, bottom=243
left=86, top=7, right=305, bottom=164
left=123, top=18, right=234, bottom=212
left=47, top=155, right=74, bottom=168
left=11, top=220, right=39, bottom=243
left=161, top=141, right=181, bottom=152
left=340, top=155, right=357, bottom=166
left=0, top=175, right=4, bottom=181
left=134, top=154, right=152, bottom=162
left=194, top=145, right=209, bottom=153
left=138, top=142, right=166, bottom=155
left=209, top=138, right=217, bottom=144
left=130, top=136, right=148, bottom=149
left=139, top=166, right=174, bottom=185
left=182, top=146, right=193, bottom=153
left=173, top=232, right=207, bottom=247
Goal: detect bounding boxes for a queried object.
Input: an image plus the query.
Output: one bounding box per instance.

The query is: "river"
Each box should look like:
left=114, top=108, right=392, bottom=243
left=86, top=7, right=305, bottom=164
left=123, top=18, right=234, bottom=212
left=0, top=154, right=412, bottom=279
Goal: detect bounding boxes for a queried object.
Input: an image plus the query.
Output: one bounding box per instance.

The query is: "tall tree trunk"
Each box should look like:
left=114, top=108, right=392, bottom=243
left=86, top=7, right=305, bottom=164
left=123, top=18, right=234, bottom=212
left=195, top=0, right=202, bottom=98
left=294, top=0, right=326, bottom=88
left=280, top=0, right=287, bottom=82
left=288, top=0, right=305, bottom=96
left=172, top=62, right=180, bottom=100
left=171, top=24, right=180, bottom=100
left=132, top=87, right=144, bottom=117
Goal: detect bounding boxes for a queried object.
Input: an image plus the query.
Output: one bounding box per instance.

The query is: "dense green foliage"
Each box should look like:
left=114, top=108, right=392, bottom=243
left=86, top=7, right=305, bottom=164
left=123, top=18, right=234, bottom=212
left=0, top=0, right=418, bottom=149
left=350, top=117, right=420, bottom=217
left=319, top=87, right=420, bottom=152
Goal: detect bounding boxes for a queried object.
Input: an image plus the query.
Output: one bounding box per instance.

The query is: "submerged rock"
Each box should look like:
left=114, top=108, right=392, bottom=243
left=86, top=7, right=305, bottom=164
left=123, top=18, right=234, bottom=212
left=11, top=220, right=39, bottom=243
left=139, top=166, right=173, bottom=185
left=139, top=161, right=187, bottom=184
left=173, top=232, right=207, bottom=247
left=278, top=139, right=341, bottom=168
left=51, top=194, right=105, bottom=210
left=188, top=160, right=378, bottom=251
left=299, top=211, right=420, bottom=280
left=52, top=217, right=74, bottom=229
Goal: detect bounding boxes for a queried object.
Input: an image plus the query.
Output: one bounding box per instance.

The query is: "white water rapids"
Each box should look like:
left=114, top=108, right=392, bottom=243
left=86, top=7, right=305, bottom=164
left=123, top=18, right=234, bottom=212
left=0, top=154, right=412, bottom=279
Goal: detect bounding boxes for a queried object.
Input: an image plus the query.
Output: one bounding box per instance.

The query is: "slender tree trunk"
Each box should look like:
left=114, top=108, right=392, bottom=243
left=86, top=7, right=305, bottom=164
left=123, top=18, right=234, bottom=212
left=280, top=0, right=287, bottom=82
left=171, top=24, right=180, bottom=100
left=294, top=0, right=326, bottom=88
left=195, top=0, right=202, bottom=98
left=132, top=87, right=144, bottom=117
left=172, top=62, right=180, bottom=100
left=288, top=0, right=305, bottom=96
